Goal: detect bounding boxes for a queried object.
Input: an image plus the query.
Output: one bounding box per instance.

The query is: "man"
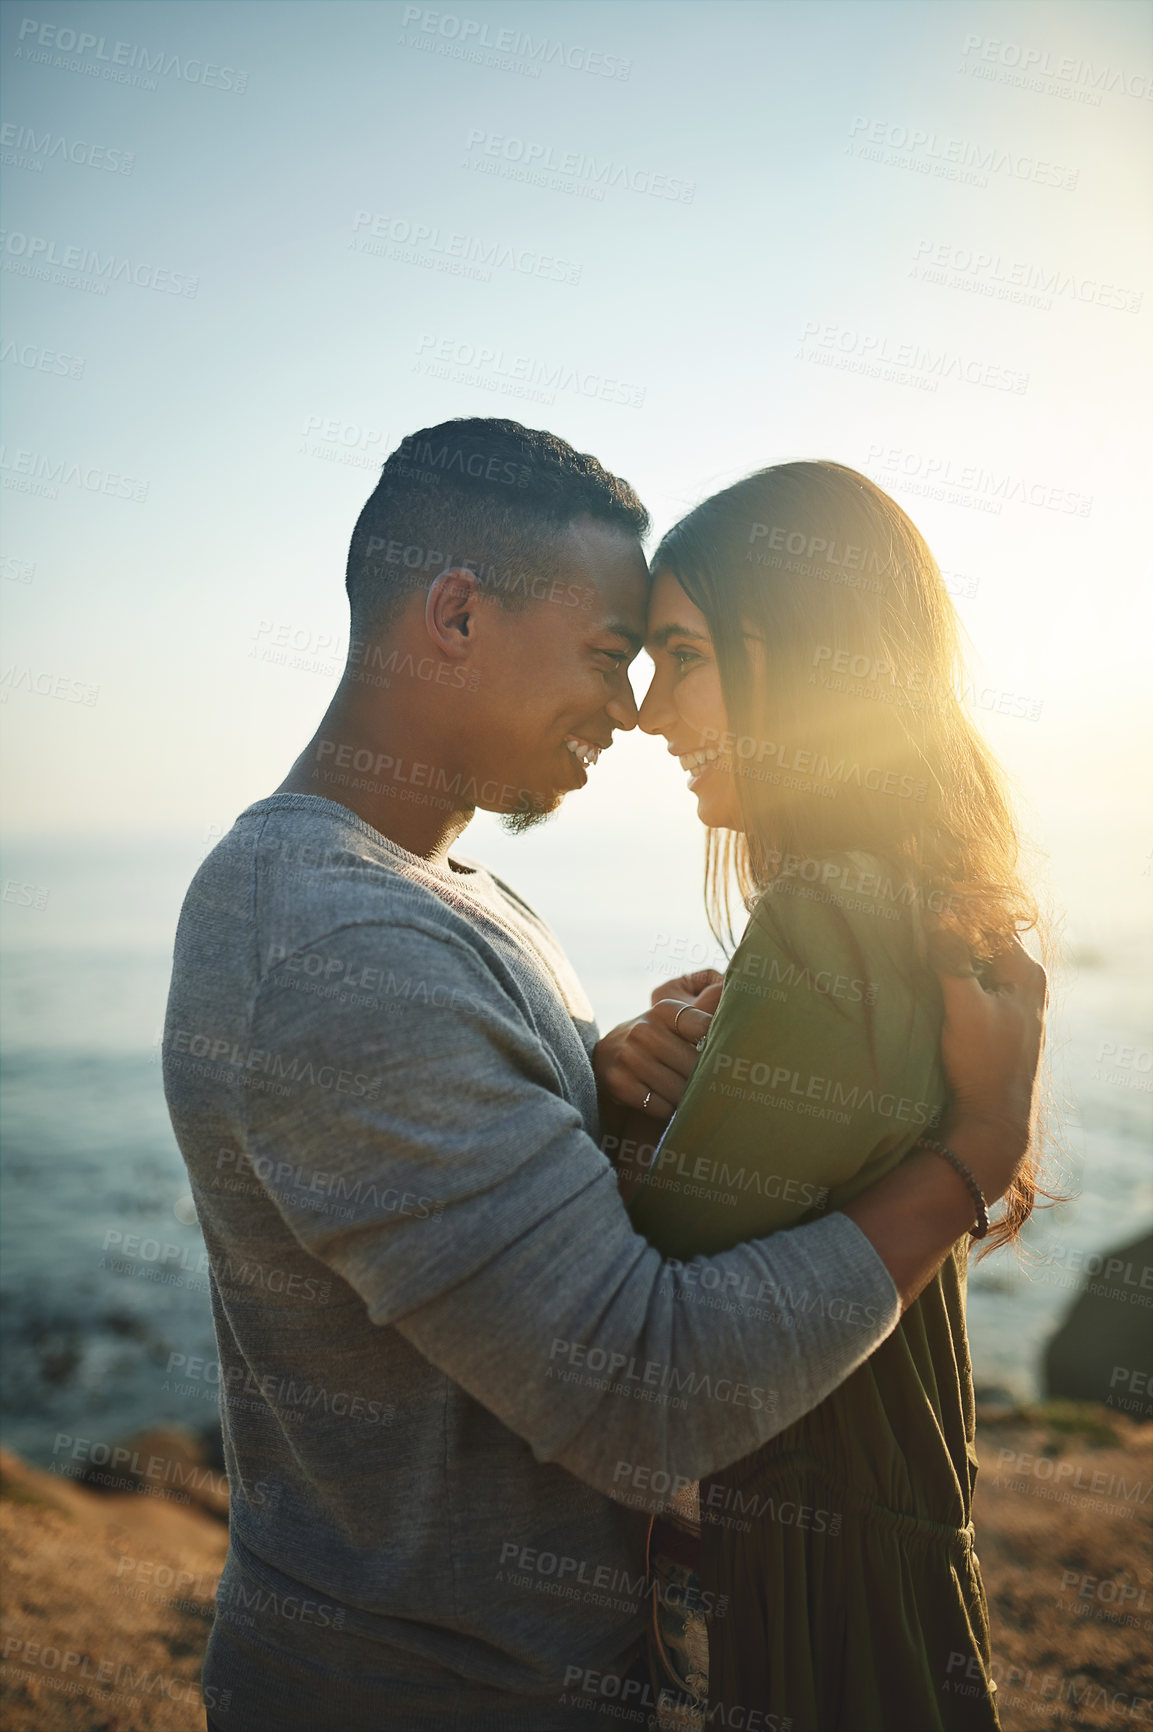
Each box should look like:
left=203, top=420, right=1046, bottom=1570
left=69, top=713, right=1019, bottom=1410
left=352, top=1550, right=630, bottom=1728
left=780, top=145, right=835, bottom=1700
left=163, top=418, right=1045, bottom=1730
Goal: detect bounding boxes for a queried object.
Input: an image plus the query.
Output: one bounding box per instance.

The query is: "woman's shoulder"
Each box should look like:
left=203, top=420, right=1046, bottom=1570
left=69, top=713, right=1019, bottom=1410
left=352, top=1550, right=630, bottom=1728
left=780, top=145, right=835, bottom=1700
left=726, top=855, right=944, bottom=1076
left=744, top=850, right=937, bottom=975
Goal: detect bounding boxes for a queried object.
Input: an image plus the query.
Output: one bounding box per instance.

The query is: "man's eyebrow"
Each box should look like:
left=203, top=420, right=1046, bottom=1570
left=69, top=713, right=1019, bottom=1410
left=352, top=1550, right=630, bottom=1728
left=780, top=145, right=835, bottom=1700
left=601, top=619, right=645, bottom=655
left=645, top=622, right=709, bottom=649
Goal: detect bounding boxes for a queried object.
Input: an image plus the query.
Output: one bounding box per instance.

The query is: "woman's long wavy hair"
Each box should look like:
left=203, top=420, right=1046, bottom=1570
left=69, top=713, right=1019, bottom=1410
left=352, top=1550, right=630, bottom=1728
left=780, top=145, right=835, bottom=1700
left=654, top=460, right=1052, bottom=1254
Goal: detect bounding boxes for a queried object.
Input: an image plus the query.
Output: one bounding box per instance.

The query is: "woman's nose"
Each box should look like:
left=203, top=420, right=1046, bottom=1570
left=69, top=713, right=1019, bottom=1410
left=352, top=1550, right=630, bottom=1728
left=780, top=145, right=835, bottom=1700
left=637, top=672, right=670, bottom=737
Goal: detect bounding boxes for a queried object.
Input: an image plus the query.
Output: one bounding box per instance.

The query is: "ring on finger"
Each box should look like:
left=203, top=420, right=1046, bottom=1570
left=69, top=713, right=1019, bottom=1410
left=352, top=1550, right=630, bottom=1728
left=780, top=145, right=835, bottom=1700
left=642, top=1090, right=653, bottom=1110
left=673, top=1003, right=694, bottom=1037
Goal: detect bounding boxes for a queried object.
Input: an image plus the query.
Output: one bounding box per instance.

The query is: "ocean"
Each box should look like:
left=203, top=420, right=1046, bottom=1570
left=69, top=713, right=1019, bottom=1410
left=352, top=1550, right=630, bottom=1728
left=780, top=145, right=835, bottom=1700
left=2, top=821, right=1150, bottom=1467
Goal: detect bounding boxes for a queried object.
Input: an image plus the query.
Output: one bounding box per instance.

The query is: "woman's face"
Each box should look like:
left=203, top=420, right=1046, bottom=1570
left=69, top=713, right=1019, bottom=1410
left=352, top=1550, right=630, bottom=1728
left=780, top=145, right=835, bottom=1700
left=639, top=568, right=745, bottom=832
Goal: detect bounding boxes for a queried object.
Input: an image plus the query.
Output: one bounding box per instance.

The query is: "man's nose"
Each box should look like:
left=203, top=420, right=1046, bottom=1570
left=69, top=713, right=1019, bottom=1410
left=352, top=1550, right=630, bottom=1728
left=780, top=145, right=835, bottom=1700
left=606, top=680, right=639, bottom=732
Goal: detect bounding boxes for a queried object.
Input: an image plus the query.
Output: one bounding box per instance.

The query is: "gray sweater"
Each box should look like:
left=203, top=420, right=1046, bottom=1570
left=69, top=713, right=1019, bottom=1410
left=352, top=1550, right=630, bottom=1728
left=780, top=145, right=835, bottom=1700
left=163, top=794, right=900, bottom=1729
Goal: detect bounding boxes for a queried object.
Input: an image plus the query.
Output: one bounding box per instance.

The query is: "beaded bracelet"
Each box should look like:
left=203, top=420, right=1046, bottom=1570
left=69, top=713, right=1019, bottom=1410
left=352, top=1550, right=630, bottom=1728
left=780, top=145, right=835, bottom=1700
left=914, top=1136, right=991, bottom=1240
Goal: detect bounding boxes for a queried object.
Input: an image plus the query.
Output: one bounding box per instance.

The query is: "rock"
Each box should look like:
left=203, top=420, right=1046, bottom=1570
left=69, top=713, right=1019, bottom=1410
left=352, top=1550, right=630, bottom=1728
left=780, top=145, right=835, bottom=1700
left=1042, top=1231, right=1153, bottom=1418
left=973, top=1383, right=1018, bottom=1416
left=72, top=1426, right=229, bottom=1521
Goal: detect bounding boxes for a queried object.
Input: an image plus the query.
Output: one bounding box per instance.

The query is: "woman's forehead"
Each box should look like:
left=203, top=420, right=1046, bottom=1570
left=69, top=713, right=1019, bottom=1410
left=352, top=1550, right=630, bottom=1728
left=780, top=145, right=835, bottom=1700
left=645, top=568, right=709, bottom=634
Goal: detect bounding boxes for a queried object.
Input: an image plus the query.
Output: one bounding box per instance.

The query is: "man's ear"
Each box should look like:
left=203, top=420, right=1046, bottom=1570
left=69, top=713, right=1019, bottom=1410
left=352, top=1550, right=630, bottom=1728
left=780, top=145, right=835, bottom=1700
left=425, top=568, right=482, bottom=661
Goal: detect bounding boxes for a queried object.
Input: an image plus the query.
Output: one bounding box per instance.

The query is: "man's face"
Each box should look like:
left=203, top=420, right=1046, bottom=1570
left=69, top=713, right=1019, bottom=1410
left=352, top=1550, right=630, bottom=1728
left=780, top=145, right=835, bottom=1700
left=465, top=517, right=649, bottom=827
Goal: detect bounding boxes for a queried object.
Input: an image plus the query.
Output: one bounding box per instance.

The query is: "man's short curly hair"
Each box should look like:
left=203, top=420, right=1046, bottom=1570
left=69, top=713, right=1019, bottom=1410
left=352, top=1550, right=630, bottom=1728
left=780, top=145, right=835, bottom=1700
left=345, top=418, right=649, bottom=629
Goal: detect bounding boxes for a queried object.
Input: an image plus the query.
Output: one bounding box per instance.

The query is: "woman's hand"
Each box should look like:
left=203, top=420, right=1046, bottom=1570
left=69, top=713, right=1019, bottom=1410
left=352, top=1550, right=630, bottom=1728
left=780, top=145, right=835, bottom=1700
left=593, top=972, right=723, bottom=1122
left=648, top=968, right=724, bottom=1009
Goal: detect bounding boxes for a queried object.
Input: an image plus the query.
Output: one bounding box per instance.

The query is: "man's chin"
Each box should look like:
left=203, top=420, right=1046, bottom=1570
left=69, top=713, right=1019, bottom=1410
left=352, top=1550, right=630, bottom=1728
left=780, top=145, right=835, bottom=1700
left=499, top=790, right=563, bottom=836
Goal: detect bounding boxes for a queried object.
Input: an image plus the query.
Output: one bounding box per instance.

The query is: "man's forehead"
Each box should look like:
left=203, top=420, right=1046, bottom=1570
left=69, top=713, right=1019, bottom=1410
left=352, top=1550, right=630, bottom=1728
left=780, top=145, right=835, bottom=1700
left=563, top=514, right=648, bottom=572
left=559, top=517, right=649, bottom=635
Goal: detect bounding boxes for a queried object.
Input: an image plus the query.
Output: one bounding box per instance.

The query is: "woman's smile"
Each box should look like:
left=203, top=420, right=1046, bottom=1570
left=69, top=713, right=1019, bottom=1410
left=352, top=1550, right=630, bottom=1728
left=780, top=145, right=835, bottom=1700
left=672, top=744, right=724, bottom=791
left=639, top=568, right=744, bottom=831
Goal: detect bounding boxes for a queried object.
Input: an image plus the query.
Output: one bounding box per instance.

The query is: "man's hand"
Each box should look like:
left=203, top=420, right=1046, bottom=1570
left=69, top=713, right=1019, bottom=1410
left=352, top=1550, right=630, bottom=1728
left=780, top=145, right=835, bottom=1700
left=932, top=933, right=1048, bottom=1204
left=594, top=972, right=723, bottom=1122
left=844, top=935, right=1047, bottom=1310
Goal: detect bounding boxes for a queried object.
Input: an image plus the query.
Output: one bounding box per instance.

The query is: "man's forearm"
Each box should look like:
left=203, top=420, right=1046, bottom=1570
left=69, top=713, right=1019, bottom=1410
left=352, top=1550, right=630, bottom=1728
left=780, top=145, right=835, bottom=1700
left=610, top=1090, right=1005, bottom=1310
left=843, top=1122, right=1005, bottom=1309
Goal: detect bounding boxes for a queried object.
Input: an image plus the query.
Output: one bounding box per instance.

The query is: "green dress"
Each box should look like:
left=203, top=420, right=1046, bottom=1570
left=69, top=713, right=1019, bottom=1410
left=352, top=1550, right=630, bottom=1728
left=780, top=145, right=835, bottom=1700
left=628, top=854, right=1001, bottom=1732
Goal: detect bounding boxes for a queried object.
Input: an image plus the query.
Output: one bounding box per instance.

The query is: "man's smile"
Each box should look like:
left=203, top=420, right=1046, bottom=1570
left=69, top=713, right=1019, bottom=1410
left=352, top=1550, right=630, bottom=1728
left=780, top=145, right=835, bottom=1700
left=565, top=736, right=604, bottom=770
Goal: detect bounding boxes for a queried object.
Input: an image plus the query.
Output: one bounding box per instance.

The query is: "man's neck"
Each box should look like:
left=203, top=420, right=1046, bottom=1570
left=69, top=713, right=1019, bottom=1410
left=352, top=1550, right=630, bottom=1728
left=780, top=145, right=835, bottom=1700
left=275, top=689, right=475, bottom=866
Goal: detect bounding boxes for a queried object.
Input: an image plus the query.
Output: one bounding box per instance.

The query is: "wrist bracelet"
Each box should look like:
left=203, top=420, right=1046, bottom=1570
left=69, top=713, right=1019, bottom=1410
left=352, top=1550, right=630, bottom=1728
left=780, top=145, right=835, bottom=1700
left=914, top=1136, right=990, bottom=1240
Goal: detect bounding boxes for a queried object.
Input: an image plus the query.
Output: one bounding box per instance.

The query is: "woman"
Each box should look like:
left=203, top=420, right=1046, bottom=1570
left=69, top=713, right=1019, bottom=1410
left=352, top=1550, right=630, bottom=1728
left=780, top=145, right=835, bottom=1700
left=624, top=462, right=1046, bottom=1732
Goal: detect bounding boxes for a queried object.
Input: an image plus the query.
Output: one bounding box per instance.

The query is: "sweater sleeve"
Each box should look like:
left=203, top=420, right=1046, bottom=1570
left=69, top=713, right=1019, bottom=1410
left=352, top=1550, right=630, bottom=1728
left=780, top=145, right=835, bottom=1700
left=628, top=867, right=948, bottom=1260
left=240, top=916, right=901, bottom=1509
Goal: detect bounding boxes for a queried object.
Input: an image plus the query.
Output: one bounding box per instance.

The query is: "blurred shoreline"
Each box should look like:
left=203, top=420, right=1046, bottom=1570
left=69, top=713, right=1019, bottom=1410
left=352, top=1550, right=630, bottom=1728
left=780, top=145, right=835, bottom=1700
left=2, top=835, right=1151, bottom=1453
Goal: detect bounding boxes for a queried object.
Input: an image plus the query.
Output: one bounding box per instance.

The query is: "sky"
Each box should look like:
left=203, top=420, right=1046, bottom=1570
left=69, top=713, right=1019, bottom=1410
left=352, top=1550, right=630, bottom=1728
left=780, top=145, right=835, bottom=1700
left=2, top=0, right=1151, bottom=951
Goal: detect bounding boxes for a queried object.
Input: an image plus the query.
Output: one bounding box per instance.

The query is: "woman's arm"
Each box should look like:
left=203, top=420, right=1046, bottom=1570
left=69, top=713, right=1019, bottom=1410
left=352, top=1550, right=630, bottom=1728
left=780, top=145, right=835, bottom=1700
left=627, top=875, right=945, bottom=1259
left=600, top=1103, right=664, bottom=1205
left=595, top=971, right=723, bottom=1200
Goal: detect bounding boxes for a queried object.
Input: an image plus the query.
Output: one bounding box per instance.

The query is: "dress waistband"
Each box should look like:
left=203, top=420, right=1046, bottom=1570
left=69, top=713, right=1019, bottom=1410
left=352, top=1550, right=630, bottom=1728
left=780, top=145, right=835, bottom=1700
left=701, top=1451, right=974, bottom=1553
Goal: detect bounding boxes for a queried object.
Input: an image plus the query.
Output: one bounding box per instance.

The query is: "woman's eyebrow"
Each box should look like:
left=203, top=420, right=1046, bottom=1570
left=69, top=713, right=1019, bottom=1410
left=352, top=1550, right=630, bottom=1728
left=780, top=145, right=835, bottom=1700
left=646, top=622, right=709, bottom=649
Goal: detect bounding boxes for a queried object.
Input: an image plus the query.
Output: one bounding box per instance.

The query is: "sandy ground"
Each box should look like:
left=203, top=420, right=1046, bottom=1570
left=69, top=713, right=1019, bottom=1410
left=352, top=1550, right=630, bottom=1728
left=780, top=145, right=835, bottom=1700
left=971, top=1405, right=1152, bottom=1731
left=0, top=1447, right=226, bottom=1731
left=1, top=1405, right=1150, bottom=1731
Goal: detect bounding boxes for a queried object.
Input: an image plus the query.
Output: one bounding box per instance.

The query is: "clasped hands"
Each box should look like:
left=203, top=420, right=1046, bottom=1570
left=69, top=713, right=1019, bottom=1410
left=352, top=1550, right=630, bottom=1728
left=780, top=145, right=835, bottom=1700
left=592, top=968, right=723, bottom=1124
